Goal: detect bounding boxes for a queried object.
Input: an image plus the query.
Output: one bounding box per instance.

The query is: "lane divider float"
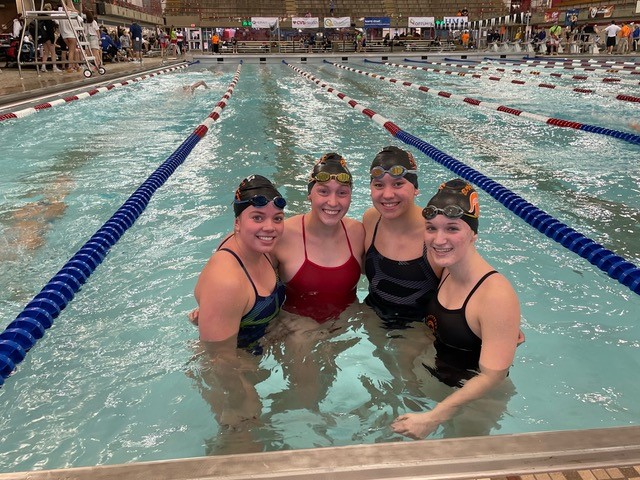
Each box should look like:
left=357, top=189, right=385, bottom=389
left=369, top=59, right=640, bottom=104
left=0, top=63, right=243, bottom=387
left=326, top=61, right=640, bottom=145
left=0, top=63, right=189, bottom=123
left=283, top=60, right=640, bottom=296
left=484, top=57, right=640, bottom=76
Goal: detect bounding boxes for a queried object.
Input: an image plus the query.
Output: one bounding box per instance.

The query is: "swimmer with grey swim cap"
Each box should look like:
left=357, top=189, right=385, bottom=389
left=307, top=152, right=353, bottom=193
left=423, top=178, right=479, bottom=233
left=369, top=146, right=419, bottom=189
left=233, top=175, right=286, bottom=217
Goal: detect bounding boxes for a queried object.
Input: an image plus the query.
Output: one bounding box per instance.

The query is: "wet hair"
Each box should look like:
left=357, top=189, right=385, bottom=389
left=307, top=152, right=352, bottom=194
left=426, top=179, right=480, bottom=233
left=370, top=145, right=419, bottom=189
left=233, top=174, right=284, bottom=217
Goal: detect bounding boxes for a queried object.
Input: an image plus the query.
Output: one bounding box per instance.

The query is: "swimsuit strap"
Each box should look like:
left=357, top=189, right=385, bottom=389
left=218, top=248, right=259, bottom=298
left=341, top=220, right=354, bottom=256
left=301, top=215, right=309, bottom=261
left=437, top=273, right=451, bottom=291
left=371, top=216, right=382, bottom=246
left=461, top=270, right=498, bottom=310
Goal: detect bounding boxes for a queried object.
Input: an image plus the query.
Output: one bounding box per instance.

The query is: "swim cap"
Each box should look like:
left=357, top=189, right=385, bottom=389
left=370, top=146, right=419, bottom=189
left=426, top=179, right=479, bottom=233
left=307, top=153, right=352, bottom=194
left=233, top=175, right=284, bottom=217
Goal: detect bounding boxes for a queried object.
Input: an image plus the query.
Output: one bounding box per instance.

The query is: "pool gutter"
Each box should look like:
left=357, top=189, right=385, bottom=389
left=1, top=425, right=639, bottom=480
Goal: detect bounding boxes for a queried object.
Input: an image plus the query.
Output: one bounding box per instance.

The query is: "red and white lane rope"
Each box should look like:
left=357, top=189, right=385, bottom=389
left=324, top=61, right=640, bottom=145
left=522, top=58, right=640, bottom=70
left=372, top=60, right=640, bottom=104
left=484, top=57, right=640, bottom=76
left=0, top=63, right=188, bottom=123
left=405, top=58, right=640, bottom=86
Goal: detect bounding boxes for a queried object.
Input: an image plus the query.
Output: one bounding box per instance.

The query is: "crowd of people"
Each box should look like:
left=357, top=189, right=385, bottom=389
left=189, top=146, right=524, bottom=440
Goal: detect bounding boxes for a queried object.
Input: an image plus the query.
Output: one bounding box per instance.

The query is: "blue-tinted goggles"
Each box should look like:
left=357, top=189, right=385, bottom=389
left=234, top=195, right=287, bottom=209
left=370, top=165, right=417, bottom=179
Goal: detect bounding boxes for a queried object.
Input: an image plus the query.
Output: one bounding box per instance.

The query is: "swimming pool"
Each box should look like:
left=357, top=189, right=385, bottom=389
left=0, top=56, right=639, bottom=473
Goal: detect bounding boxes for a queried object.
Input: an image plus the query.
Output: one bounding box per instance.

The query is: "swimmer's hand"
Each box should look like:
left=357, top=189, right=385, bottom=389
left=188, top=307, right=200, bottom=326
left=391, top=412, right=441, bottom=440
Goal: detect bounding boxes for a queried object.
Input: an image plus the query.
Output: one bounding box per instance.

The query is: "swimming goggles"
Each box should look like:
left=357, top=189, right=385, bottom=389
left=233, top=195, right=287, bottom=209
left=422, top=204, right=478, bottom=220
left=311, top=171, right=352, bottom=184
left=370, top=165, right=417, bottom=179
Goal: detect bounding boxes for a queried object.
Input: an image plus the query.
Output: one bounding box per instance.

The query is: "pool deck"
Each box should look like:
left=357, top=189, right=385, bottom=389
left=1, top=51, right=640, bottom=480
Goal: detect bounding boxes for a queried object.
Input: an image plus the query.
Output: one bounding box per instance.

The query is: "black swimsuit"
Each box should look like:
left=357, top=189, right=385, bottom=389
left=424, top=271, right=498, bottom=387
left=364, top=217, right=439, bottom=327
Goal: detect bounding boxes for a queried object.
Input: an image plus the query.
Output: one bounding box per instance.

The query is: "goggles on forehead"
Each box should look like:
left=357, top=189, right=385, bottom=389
left=311, top=171, right=352, bottom=184
left=422, top=204, right=478, bottom=220
left=370, top=165, right=417, bottom=180
left=234, top=195, right=287, bottom=209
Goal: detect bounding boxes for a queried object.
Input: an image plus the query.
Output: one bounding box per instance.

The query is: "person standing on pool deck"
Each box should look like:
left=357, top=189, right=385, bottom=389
left=363, top=145, right=442, bottom=327
left=273, top=153, right=364, bottom=324
left=192, top=175, right=286, bottom=354
left=130, top=20, right=143, bottom=63
left=604, top=20, right=621, bottom=55
left=391, top=179, right=521, bottom=439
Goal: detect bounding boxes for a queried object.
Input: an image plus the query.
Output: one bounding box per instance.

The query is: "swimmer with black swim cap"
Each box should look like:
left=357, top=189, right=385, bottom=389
left=307, top=152, right=353, bottom=193
left=369, top=145, right=419, bottom=189
left=422, top=178, right=479, bottom=234
left=233, top=174, right=287, bottom=217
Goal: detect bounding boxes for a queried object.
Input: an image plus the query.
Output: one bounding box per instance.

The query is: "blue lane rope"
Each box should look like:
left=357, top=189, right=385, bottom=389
left=0, top=63, right=244, bottom=385
left=286, top=61, right=640, bottom=297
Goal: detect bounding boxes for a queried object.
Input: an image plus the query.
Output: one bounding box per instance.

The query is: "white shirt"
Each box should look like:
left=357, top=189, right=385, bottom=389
left=604, top=24, right=621, bottom=38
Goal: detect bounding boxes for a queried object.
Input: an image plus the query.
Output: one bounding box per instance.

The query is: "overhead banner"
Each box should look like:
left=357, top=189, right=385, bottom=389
left=443, top=16, right=468, bottom=27
left=364, top=17, right=391, bottom=28
left=565, top=9, right=579, bottom=26
left=588, top=5, right=614, bottom=18
left=251, top=17, right=279, bottom=28
left=292, top=17, right=319, bottom=28
left=408, top=17, right=435, bottom=28
left=324, top=17, right=350, bottom=28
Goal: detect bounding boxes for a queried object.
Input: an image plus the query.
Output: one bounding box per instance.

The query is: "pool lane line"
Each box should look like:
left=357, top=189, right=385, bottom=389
left=369, top=59, right=640, bottom=105
left=0, top=63, right=243, bottom=386
left=484, top=57, right=640, bottom=76
left=0, top=63, right=189, bottom=123
left=284, top=60, right=640, bottom=296
left=404, top=58, right=640, bottom=86
left=520, top=57, right=640, bottom=69
left=327, top=61, right=640, bottom=146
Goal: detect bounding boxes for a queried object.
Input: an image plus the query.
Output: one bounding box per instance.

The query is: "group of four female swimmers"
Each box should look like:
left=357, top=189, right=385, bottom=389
left=190, top=145, right=522, bottom=440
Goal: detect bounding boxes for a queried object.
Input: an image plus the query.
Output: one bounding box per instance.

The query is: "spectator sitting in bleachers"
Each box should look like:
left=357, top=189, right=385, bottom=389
left=101, top=29, right=119, bottom=62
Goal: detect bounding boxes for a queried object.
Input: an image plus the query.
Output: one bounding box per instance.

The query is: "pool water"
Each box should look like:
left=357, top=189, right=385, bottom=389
left=0, top=60, right=639, bottom=472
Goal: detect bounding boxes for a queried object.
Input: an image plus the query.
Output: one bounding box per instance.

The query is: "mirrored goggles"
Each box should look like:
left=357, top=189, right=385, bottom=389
left=311, top=171, right=352, bottom=184
left=422, top=204, right=477, bottom=220
left=370, top=165, right=417, bottom=179
left=234, top=195, right=287, bottom=209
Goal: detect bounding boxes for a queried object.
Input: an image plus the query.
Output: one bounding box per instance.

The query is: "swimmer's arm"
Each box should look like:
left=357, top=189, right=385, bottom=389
left=195, top=255, right=247, bottom=343
left=361, top=207, right=379, bottom=272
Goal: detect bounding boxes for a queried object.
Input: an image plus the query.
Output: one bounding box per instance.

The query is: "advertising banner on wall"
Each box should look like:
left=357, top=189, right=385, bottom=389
left=251, top=17, right=279, bottom=28
left=324, top=17, right=351, bottom=28
left=292, top=17, right=320, bottom=28
left=544, top=10, right=560, bottom=22
left=443, top=16, right=468, bottom=27
left=588, top=5, right=614, bottom=18
left=408, top=17, right=435, bottom=28
left=364, top=17, right=391, bottom=28
left=565, top=9, right=579, bottom=26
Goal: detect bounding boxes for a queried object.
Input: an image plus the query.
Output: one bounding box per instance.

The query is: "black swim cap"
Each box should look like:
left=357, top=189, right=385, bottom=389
left=233, top=174, right=284, bottom=217
left=370, top=146, right=419, bottom=189
left=426, top=179, right=480, bottom=233
left=307, top=153, right=353, bottom=194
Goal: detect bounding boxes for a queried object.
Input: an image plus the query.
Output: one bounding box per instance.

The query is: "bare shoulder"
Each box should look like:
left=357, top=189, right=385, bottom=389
left=197, top=250, right=246, bottom=294
left=362, top=207, right=380, bottom=230
left=474, top=271, right=520, bottom=319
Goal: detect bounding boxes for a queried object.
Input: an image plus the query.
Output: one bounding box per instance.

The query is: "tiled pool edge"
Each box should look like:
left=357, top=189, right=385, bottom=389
left=1, top=425, right=639, bottom=480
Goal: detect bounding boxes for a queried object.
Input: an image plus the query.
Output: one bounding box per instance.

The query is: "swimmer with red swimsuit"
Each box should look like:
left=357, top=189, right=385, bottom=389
left=273, top=153, right=365, bottom=323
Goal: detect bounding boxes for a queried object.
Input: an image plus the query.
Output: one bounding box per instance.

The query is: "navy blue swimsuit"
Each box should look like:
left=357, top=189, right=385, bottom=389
left=217, top=242, right=285, bottom=355
left=364, top=217, right=439, bottom=327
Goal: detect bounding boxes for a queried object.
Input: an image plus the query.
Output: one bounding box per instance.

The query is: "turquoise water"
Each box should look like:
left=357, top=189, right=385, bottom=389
left=0, top=60, right=639, bottom=472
